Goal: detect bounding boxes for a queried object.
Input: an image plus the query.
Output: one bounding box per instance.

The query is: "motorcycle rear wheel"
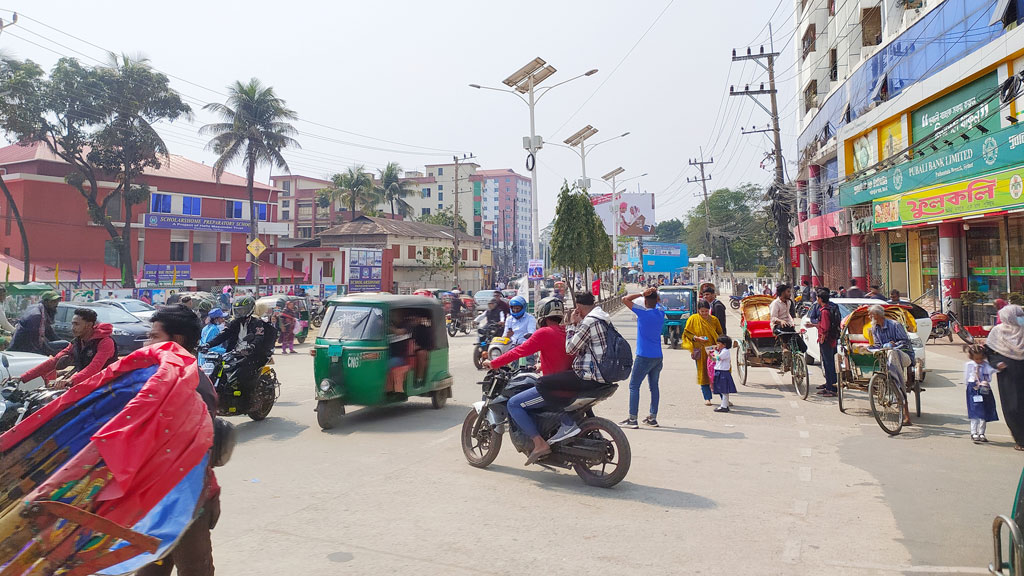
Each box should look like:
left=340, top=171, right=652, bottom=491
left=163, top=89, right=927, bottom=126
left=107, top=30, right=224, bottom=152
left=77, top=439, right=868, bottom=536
left=248, top=376, right=277, bottom=421
left=461, top=409, right=502, bottom=468
left=572, top=417, right=631, bottom=488
left=447, top=323, right=458, bottom=337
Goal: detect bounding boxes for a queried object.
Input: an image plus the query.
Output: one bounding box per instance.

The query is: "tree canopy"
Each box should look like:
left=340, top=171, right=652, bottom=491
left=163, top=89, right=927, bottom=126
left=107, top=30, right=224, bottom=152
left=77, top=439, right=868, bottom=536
left=670, top=183, right=778, bottom=271
left=418, top=206, right=466, bottom=232
left=550, top=181, right=612, bottom=284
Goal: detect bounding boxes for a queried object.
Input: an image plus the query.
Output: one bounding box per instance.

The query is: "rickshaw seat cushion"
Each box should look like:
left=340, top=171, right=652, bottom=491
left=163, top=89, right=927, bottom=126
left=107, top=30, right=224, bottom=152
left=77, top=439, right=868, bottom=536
left=849, top=334, right=869, bottom=344
left=745, top=320, right=774, bottom=339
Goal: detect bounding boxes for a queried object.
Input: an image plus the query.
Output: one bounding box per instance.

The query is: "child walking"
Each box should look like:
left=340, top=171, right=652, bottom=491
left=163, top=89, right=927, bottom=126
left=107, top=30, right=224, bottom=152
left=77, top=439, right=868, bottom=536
left=965, top=345, right=999, bottom=442
left=712, top=335, right=737, bottom=413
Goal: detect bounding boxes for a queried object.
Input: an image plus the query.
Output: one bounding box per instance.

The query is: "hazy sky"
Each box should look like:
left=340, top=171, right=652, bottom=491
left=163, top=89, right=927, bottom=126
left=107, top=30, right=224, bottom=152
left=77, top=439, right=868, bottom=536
left=0, top=1, right=797, bottom=228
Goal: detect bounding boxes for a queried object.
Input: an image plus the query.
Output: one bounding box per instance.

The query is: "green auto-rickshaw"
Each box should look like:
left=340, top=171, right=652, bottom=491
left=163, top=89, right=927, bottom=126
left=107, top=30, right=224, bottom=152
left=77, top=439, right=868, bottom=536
left=313, top=294, right=454, bottom=430
left=257, top=294, right=312, bottom=343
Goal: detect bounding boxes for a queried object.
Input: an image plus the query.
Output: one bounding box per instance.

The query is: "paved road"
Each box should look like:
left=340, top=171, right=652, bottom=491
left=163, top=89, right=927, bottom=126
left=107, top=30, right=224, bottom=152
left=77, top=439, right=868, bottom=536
left=211, top=303, right=1019, bottom=575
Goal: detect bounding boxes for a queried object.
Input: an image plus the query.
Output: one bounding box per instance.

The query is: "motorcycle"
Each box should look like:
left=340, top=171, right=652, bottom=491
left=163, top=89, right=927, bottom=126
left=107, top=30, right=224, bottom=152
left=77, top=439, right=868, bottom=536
left=729, top=295, right=742, bottom=310
left=929, top=310, right=953, bottom=342
left=473, top=321, right=504, bottom=370
left=460, top=366, right=631, bottom=488
left=310, top=303, right=326, bottom=329
left=202, top=346, right=280, bottom=421
left=446, top=310, right=471, bottom=337
left=0, top=380, right=64, bottom=433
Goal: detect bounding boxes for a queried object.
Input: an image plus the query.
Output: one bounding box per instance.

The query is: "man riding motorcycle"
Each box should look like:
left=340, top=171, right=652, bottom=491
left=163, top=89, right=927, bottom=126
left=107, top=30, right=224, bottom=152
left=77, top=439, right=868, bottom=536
left=201, top=296, right=277, bottom=398
left=484, top=296, right=573, bottom=375
left=504, top=295, right=536, bottom=346
left=10, top=290, right=61, bottom=355
left=12, top=307, right=117, bottom=389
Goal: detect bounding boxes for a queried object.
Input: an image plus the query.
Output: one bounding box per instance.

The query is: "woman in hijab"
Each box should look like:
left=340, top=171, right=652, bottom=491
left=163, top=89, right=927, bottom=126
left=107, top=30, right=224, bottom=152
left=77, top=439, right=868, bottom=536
left=683, top=299, right=723, bottom=405
left=986, top=305, right=1024, bottom=450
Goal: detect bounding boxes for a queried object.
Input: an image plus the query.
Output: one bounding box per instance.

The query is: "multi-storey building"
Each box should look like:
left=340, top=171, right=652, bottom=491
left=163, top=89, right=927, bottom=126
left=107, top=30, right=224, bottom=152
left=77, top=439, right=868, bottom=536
left=473, top=168, right=533, bottom=275
left=269, top=174, right=334, bottom=240
left=792, top=0, right=1024, bottom=323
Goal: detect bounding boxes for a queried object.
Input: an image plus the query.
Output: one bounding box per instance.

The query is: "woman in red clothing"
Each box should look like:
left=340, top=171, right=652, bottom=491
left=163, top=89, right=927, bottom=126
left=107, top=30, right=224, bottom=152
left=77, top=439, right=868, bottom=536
left=484, top=297, right=572, bottom=375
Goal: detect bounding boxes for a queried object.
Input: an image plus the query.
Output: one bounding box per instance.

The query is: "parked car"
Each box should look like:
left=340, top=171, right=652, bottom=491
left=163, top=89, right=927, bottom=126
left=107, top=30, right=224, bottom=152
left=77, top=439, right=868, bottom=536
left=473, top=290, right=499, bottom=311
left=0, top=350, right=51, bottom=389
left=53, top=302, right=151, bottom=355
left=95, top=298, right=157, bottom=321
left=799, top=298, right=931, bottom=381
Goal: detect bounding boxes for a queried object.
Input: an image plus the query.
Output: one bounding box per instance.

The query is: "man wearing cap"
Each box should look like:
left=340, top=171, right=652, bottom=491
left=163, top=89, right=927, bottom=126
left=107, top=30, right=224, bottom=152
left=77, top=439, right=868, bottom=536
left=701, top=284, right=728, bottom=336
left=10, top=290, right=61, bottom=355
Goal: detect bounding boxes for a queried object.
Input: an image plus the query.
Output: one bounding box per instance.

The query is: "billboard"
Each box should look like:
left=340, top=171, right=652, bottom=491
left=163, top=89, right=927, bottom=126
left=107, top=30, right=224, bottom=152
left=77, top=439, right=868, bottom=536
left=590, top=193, right=655, bottom=236
left=348, top=248, right=383, bottom=293
left=641, top=242, right=688, bottom=274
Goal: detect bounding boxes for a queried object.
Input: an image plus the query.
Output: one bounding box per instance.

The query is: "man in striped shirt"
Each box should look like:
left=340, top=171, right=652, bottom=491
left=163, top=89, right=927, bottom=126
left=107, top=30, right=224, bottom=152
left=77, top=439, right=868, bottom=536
left=868, top=304, right=914, bottom=425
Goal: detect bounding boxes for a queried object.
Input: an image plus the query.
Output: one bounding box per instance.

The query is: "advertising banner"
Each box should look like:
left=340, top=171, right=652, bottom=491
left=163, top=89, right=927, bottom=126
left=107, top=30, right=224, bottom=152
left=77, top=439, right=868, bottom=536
left=143, top=264, right=191, bottom=284
left=879, top=118, right=904, bottom=161
left=527, top=259, right=544, bottom=280
left=791, top=209, right=851, bottom=245
left=348, top=248, right=382, bottom=293
left=145, top=213, right=252, bottom=234
left=872, top=165, right=1024, bottom=229
left=911, top=72, right=1000, bottom=144
left=590, top=193, right=656, bottom=236
left=842, top=120, right=1024, bottom=206
left=641, top=242, right=688, bottom=273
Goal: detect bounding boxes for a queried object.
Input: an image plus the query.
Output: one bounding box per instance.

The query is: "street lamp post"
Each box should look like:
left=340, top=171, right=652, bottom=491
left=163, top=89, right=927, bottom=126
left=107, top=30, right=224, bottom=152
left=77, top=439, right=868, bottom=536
left=470, top=58, right=597, bottom=303
left=600, top=168, right=647, bottom=294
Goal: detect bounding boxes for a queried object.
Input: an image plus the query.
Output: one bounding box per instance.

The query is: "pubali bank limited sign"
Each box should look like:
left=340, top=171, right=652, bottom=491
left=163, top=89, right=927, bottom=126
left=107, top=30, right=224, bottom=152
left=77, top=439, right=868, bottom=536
left=872, top=165, right=1024, bottom=229
left=145, top=214, right=252, bottom=234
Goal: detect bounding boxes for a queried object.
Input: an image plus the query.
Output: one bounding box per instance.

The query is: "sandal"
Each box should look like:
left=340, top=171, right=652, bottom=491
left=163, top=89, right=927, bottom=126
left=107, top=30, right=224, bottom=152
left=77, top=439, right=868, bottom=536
left=818, top=390, right=836, bottom=397
left=1015, top=445, right=1024, bottom=452
left=525, top=447, right=551, bottom=466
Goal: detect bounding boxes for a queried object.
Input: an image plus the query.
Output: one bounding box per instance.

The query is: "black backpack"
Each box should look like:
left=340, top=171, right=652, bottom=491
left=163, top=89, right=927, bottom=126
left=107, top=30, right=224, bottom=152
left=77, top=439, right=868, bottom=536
left=594, top=319, right=633, bottom=383
left=824, top=302, right=842, bottom=343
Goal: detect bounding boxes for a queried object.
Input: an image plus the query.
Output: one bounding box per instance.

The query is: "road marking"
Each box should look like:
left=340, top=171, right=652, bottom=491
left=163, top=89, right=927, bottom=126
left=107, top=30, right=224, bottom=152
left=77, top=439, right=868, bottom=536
left=799, top=431, right=810, bottom=439
left=824, top=560, right=988, bottom=574
left=800, top=448, right=813, bottom=457
left=781, top=538, right=800, bottom=563
left=792, top=500, right=808, bottom=516
left=799, top=466, right=812, bottom=482
left=789, top=401, right=799, bottom=409
left=795, top=415, right=806, bottom=425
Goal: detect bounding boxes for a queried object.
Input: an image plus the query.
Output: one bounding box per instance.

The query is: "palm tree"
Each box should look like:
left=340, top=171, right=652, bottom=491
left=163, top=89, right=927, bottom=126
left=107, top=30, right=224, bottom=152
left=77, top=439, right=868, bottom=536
left=376, top=161, right=415, bottom=219
left=200, top=78, right=298, bottom=283
left=321, top=165, right=379, bottom=221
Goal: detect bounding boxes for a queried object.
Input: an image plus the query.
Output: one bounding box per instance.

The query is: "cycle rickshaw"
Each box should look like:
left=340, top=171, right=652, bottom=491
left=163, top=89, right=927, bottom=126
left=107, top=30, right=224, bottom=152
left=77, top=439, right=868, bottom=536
left=835, top=304, right=921, bottom=435
left=735, top=295, right=810, bottom=398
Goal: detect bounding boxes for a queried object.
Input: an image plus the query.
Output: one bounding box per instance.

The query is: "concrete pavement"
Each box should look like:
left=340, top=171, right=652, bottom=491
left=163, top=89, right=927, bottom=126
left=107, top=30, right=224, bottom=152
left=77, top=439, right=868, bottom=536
left=208, top=303, right=1018, bottom=575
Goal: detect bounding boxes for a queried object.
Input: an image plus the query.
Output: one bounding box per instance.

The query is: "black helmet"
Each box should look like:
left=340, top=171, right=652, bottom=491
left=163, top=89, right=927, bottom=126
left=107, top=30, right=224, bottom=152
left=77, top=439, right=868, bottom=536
left=232, top=295, right=256, bottom=318
left=536, top=296, right=564, bottom=323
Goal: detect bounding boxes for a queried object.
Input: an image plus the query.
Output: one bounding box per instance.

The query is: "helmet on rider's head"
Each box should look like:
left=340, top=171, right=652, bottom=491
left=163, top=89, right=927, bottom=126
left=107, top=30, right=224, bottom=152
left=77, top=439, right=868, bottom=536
left=231, top=295, right=256, bottom=319
left=535, top=296, right=564, bottom=325
left=509, top=295, right=527, bottom=318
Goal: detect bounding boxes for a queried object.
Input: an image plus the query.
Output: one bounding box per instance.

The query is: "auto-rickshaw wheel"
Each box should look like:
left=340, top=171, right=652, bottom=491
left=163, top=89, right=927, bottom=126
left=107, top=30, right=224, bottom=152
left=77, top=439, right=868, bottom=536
left=296, top=335, right=307, bottom=344
left=316, top=399, right=345, bottom=430
left=430, top=388, right=450, bottom=409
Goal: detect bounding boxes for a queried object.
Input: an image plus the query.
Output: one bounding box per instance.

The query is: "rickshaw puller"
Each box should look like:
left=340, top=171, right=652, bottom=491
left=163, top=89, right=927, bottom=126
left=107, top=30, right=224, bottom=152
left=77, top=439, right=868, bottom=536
left=868, top=304, right=914, bottom=425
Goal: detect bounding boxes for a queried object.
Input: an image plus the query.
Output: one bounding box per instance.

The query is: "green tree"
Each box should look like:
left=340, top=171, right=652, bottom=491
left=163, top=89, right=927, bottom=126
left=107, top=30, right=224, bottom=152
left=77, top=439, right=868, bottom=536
left=653, top=218, right=684, bottom=243
left=683, top=184, right=775, bottom=271
left=201, top=77, right=299, bottom=283
left=551, top=181, right=612, bottom=293
left=415, top=246, right=454, bottom=283
left=418, top=206, right=466, bottom=232
left=320, top=165, right=378, bottom=218
left=0, top=56, right=190, bottom=286
left=377, top=161, right=414, bottom=219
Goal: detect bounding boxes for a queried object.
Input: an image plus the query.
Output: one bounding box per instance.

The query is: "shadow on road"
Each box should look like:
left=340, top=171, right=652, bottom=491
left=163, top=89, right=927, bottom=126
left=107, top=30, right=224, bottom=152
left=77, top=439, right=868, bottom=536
left=728, top=405, right=780, bottom=418
left=734, top=389, right=787, bottom=399
left=235, top=416, right=310, bottom=442
left=321, top=401, right=468, bottom=436
left=650, top=426, right=746, bottom=439
left=485, top=464, right=717, bottom=509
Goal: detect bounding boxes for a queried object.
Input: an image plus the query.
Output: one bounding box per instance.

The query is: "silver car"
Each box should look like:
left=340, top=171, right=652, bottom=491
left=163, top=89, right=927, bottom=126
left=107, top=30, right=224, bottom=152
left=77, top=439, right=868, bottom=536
left=799, top=298, right=932, bottom=382
left=95, top=298, right=157, bottom=322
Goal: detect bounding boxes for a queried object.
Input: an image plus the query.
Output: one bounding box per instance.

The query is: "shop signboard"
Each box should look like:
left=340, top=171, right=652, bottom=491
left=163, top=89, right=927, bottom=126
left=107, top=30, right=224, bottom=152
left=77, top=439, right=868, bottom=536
left=348, top=248, right=382, bottom=293
left=143, top=264, right=191, bottom=284
left=789, top=247, right=800, bottom=269
left=590, top=193, right=656, bottom=236
left=842, top=120, right=1024, bottom=206
left=145, top=213, right=252, bottom=234
left=871, top=164, right=1024, bottom=228
left=791, top=209, right=851, bottom=245
left=911, top=72, right=1000, bottom=144
left=890, top=243, right=908, bottom=263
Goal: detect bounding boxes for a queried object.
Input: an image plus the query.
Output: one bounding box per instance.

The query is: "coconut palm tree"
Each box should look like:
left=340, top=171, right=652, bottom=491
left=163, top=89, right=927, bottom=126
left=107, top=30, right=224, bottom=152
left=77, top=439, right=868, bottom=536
left=200, top=78, right=298, bottom=282
left=376, top=161, right=414, bottom=219
left=321, top=165, right=379, bottom=220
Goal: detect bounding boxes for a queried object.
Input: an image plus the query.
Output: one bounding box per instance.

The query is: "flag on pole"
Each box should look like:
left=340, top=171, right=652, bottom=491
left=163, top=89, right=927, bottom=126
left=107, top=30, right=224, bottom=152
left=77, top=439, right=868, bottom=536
left=32, top=265, right=36, bottom=282
left=102, top=266, right=107, bottom=287
left=244, top=265, right=253, bottom=283
left=277, top=268, right=281, bottom=285
left=55, top=263, right=59, bottom=287
left=331, top=265, right=336, bottom=283
left=233, top=265, right=239, bottom=284
left=4, top=265, right=9, bottom=284
left=290, top=268, right=295, bottom=284
left=172, top=266, right=177, bottom=285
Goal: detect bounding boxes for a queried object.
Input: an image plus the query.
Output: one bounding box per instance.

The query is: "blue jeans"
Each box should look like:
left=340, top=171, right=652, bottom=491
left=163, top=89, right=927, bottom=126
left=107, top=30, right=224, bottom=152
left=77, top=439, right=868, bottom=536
left=700, top=384, right=713, bottom=401
left=628, top=356, right=663, bottom=418
left=507, top=387, right=573, bottom=438
left=820, top=342, right=838, bottom=391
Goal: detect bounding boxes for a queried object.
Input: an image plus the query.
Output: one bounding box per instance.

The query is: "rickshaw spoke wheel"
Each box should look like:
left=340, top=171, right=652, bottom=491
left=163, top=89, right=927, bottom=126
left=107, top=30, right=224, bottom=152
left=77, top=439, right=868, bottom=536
left=461, top=409, right=502, bottom=468
left=868, top=373, right=904, bottom=436
left=791, top=353, right=809, bottom=399
left=572, top=417, right=631, bottom=488
left=736, top=341, right=749, bottom=387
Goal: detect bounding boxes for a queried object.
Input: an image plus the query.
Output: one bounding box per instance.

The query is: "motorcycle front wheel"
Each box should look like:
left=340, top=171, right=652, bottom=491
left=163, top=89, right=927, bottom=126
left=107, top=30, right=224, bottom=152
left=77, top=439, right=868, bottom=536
left=572, top=417, right=631, bottom=488
left=473, top=346, right=484, bottom=370
left=461, top=409, right=502, bottom=468
left=447, top=322, right=458, bottom=337
left=730, top=299, right=740, bottom=310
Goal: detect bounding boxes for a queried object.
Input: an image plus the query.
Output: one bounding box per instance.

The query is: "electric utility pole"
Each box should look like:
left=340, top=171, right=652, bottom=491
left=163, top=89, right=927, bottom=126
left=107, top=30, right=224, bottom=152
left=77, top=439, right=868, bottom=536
left=687, top=149, right=714, bottom=262
left=730, top=24, right=789, bottom=281
left=452, top=153, right=476, bottom=290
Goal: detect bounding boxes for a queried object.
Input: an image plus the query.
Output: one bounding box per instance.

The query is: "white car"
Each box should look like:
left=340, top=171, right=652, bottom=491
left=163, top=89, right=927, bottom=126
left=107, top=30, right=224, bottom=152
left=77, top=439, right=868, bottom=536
left=799, top=298, right=932, bottom=382
left=1, top=350, right=52, bottom=389
left=95, top=298, right=157, bottom=321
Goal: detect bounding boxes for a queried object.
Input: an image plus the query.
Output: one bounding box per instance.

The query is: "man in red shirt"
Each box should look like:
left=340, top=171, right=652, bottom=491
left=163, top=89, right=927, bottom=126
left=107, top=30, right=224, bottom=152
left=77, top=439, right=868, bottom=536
left=809, top=289, right=840, bottom=397
left=484, top=296, right=572, bottom=375
left=15, top=308, right=117, bottom=389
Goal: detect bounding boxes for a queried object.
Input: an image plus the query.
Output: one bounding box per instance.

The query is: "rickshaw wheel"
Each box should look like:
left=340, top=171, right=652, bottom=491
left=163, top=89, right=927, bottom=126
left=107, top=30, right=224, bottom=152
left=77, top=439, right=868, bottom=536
left=735, top=341, right=748, bottom=386
left=911, top=368, right=922, bottom=418
left=316, top=399, right=345, bottom=430
left=868, top=373, right=904, bottom=436
left=837, top=358, right=847, bottom=412
left=430, top=388, right=450, bottom=409
left=791, top=353, right=809, bottom=399
left=461, top=409, right=502, bottom=468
